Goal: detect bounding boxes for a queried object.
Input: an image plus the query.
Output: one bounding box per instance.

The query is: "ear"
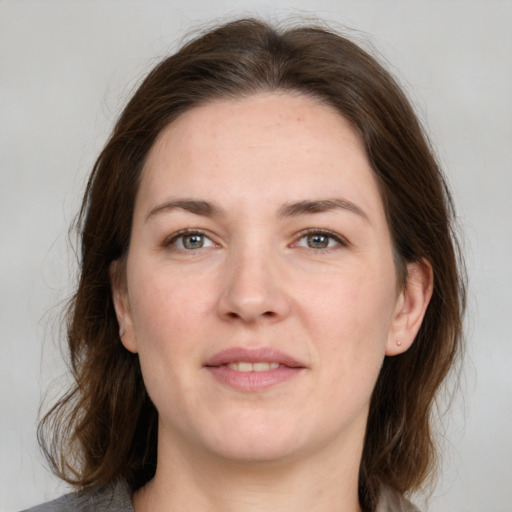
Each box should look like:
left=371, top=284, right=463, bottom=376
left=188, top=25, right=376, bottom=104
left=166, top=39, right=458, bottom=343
left=109, top=259, right=138, bottom=353
left=385, top=260, right=433, bottom=356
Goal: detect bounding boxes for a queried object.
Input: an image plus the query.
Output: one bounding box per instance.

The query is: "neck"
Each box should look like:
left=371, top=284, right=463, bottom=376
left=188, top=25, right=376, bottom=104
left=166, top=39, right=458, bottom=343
left=133, top=428, right=364, bottom=512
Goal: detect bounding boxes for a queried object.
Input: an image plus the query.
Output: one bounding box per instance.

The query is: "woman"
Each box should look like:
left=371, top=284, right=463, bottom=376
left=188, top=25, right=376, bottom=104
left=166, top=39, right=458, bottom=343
left=28, top=18, right=465, bottom=512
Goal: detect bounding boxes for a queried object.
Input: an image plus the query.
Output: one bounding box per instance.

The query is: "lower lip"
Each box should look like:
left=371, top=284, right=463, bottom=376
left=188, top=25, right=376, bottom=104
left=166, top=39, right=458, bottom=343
left=206, top=365, right=304, bottom=392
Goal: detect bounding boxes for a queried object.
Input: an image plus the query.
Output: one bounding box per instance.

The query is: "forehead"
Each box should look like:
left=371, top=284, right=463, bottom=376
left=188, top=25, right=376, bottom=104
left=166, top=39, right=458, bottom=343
left=148, top=92, right=363, bottom=162
left=138, top=92, right=383, bottom=220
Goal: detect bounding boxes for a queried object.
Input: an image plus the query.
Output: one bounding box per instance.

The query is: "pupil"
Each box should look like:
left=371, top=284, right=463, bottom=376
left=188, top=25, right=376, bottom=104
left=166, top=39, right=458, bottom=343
left=308, top=234, right=328, bottom=249
left=184, top=235, right=203, bottom=249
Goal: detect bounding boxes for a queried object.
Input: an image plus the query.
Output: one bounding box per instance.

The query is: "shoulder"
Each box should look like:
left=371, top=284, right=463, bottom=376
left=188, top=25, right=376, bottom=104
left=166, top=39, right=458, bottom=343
left=19, top=481, right=133, bottom=512
left=375, top=485, right=421, bottom=512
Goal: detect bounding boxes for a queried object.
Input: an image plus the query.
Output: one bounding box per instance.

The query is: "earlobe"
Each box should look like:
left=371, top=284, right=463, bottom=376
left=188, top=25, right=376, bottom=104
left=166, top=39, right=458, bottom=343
left=109, top=260, right=138, bottom=354
left=386, top=259, right=433, bottom=356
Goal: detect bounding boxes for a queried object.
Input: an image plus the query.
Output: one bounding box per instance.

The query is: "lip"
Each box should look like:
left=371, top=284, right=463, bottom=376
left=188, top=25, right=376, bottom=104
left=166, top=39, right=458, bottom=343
left=205, top=347, right=304, bottom=368
left=204, top=347, right=306, bottom=392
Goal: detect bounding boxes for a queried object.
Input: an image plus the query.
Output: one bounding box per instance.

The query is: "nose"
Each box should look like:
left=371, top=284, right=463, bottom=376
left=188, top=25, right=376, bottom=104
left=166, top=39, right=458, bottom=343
left=216, top=245, right=291, bottom=324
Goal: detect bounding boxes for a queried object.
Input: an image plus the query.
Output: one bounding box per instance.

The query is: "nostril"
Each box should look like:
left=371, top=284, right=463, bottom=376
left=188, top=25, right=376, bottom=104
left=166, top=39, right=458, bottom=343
left=223, top=310, right=277, bottom=321
left=217, top=285, right=290, bottom=323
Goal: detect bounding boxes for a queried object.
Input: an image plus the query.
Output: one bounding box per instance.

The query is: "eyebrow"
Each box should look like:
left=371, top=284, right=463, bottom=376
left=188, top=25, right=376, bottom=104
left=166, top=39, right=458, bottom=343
left=278, top=198, right=369, bottom=221
left=146, top=199, right=225, bottom=221
left=146, top=197, right=368, bottom=222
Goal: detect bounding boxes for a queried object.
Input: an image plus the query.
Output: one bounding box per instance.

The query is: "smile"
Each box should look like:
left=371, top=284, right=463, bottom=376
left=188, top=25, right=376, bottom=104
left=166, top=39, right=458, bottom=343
left=227, top=362, right=280, bottom=372
left=204, top=347, right=306, bottom=392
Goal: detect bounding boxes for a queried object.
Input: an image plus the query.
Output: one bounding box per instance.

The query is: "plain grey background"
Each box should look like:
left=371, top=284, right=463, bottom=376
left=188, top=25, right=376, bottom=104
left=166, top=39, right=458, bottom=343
left=1, top=1, right=511, bottom=511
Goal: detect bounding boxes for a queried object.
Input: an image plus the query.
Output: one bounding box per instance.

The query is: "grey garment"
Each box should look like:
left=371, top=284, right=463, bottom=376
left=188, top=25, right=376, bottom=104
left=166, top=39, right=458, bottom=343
left=21, top=480, right=420, bottom=512
left=21, top=481, right=133, bottom=512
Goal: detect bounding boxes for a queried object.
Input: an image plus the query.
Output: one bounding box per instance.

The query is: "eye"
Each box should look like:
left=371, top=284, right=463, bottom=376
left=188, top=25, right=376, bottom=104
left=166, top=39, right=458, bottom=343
left=168, top=231, right=216, bottom=250
left=295, top=230, right=346, bottom=250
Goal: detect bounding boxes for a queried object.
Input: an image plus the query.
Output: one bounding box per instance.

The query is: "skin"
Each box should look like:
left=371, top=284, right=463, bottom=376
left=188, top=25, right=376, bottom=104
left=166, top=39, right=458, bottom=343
left=112, top=92, right=433, bottom=512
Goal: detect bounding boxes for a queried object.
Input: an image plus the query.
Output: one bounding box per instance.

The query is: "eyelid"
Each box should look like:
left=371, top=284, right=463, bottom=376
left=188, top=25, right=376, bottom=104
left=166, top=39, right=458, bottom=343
left=293, top=228, right=350, bottom=250
left=162, top=227, right=348, bottom=251
left=163, top=228, right=217, bottom=249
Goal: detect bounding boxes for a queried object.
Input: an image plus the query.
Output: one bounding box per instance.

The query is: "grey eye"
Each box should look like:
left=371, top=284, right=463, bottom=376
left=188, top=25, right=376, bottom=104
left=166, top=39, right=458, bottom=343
left=183, top=234, right=205, bottom=249
left=307, top=234, right=330, bottom=249
left=296, top=232, right=342, bottom=250
left=172, top=233, right=215, bottom=250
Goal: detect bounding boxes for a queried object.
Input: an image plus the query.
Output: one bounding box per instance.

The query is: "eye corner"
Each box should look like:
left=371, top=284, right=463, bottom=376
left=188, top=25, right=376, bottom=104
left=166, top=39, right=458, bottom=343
left=292, top=228, right=349, bottom=252
left=163, top=229, right=219, bottom=252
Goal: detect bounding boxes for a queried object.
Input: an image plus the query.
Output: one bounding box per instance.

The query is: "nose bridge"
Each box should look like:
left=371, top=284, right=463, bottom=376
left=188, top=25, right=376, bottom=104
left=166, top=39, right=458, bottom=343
left=217, top=234, right=289, bottom=323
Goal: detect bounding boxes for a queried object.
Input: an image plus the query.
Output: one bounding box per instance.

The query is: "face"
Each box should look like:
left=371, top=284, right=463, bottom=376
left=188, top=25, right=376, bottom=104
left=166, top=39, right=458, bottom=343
left=113, top=92, right=428, bottom=466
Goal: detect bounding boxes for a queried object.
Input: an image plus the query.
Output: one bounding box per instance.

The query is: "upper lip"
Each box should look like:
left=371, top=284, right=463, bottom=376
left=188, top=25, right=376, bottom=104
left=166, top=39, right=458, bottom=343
left=204, top=347, right=305, bottom=368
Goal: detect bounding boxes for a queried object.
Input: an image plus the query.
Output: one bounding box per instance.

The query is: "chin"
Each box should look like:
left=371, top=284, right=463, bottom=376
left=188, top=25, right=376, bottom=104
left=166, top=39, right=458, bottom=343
left=211, top=440, right=302, bottom=465
left=203, top=417, right=306, bottom=464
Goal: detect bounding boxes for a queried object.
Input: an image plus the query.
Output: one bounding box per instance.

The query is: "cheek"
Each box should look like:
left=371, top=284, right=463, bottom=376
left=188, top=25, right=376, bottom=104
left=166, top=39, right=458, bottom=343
left=129, top=264, right=214, bottom=341
left=126, top=270, right=208, bottom=407
left=300, top=264, right=396, bottom=377
left=303, top=265, right=395, bottom=334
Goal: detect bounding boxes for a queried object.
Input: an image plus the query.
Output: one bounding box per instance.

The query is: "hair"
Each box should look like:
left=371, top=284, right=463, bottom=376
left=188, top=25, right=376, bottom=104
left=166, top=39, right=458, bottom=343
left=38, top=18, right=466, bottom=511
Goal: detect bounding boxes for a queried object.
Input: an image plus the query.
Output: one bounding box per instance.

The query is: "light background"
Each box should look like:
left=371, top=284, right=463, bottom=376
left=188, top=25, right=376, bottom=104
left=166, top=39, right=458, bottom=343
left=1, top=1, right=511, bottom=511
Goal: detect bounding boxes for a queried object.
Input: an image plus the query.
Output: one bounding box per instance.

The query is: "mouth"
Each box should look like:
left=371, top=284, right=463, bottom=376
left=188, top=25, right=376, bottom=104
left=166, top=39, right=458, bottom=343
left=204, top=347, right=306, bottom=392
left=225, top=361, right=280, bottom=372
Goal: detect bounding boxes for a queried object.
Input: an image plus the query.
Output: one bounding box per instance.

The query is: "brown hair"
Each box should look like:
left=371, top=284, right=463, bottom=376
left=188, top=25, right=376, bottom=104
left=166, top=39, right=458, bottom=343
left=39, top=18, right=466, bottom=510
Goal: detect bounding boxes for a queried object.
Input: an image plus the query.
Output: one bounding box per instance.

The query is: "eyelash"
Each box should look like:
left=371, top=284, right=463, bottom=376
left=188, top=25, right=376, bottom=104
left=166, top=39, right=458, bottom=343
left=163, top=228, right=349, bottom=252
left=163, top=229, right=216, bottom=251
left=294, top=229, right=349, bottom=252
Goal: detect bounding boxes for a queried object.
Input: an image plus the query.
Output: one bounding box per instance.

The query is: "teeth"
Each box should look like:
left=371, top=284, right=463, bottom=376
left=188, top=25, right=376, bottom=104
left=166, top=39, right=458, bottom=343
left=227, top=362, right=280, bottom=372
left=237, top=362, right=253, bottom=372
left=253, top=362, right=272, bottom=372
